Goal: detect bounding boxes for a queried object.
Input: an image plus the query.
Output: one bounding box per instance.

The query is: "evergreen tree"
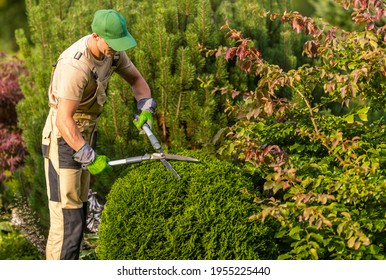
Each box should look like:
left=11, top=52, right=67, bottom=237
left=309, top=0, right=358, bottom=31
left=0, top=0, right=28, bottom=52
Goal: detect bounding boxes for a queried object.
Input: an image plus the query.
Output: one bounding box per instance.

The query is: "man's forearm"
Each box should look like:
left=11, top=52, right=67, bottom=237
left=56, top=98, right=86, bottom=152
left=56, top=117, right=86, bottom=151
left=132, top=77, right=152, bottom=101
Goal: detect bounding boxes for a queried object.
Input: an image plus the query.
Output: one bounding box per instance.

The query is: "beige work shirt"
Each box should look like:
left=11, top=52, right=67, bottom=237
left=48, top=34, right=133, bottom=112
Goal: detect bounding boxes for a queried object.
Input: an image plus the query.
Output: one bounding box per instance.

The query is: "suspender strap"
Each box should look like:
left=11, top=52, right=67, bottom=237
left=73, top=51, right=98, bottom=80
left=112, top=52, right=120, bottom=67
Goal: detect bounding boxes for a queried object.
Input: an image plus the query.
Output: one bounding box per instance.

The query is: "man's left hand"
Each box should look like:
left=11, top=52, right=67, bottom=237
left=134, top=97, right=157, bottom=131
left=133, top=110, right=154, bottom=130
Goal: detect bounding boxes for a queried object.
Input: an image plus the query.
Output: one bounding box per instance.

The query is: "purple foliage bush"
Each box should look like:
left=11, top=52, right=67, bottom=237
left=0, top=52, right=27, bottom=180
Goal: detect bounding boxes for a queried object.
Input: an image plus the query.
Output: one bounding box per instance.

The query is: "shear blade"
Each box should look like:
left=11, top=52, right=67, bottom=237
left=152, top=153, right=199, bottom=162
left=160, top=158, right=181, bottom=178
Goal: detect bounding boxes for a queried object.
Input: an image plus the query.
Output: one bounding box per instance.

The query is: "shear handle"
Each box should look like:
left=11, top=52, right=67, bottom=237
left=134, top=114, right=162, bottom=151
left=108, top=155, right=152, bottom=166
left=142, top=124, right=162, bottom=151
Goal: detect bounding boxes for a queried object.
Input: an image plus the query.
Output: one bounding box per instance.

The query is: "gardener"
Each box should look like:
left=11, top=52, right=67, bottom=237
left=41, top=9, right=156, bottom=260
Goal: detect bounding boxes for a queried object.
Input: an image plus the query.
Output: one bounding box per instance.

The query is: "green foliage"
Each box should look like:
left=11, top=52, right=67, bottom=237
left=292, top=0, right=315, bottom=16
left=125, top=0, right=229, bottom=149
left=97, top=150, right=280, bottom=260
left=15, top=0, right=303, bottom=227
left=309, top=0, right=358, bottom=31
left=214, top=0, right=386, bottom=259
left=0, top=0, right=28, bottom=52
left=0, top=220, right=43, bottom=260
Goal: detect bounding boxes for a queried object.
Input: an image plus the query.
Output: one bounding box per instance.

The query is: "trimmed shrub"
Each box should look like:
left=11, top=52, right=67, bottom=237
left=97, top=150, right=279, bottom=260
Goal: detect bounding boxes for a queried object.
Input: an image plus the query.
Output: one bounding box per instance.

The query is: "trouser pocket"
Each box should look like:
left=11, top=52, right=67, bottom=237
left=58, top=137, right=82, bottom=169
left=42, top=123, right=52, bottom=159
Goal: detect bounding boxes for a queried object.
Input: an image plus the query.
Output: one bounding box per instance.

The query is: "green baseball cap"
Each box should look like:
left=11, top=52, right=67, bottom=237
left=91, top=9, right=137, bottom=51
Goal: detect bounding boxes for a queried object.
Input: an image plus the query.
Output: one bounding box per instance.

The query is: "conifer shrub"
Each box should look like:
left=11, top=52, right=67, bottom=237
left=97, top=150, right=280, bottom=260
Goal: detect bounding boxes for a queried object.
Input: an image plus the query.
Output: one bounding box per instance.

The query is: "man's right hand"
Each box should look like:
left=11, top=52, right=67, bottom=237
left=73, top=143, right=112, bottom=175
left=87, top=155, right=112, bottom=175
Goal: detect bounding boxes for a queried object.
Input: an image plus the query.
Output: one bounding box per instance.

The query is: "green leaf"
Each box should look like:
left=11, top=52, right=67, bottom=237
left=374, top=221, right=385, bottom=232
left=369, top=245, right=380, bottom=255
left=336, top=240, right=346, bottom=253
left=289, top=226, right=302, bottom=240
left=374, top=255, right=385, bottom=260
left=274, top=229, right=287, bottom=238
left=278, top=253, right=292, bottom=260
left=227, top=143, right=234, bottom=155
left=235, top=127, right=245, bottom=136
left=310, top=233, right=324, bottom=243
left=357, top=107, right=369, bottom=122
left=290, top=143, right=305, bottom=152
left=337, top=223, right=344, bottom=236
left=273, top=182, right=283, bottom=194
left=358, top=113, right=368, bottom=122
left=291, top=234, right=301, bottom=241
left=256, top=122, right=265, bottom=130
left=309, top=248, right=319, bottom=260
left=344, top=114, right=354, bottom=124
left=263, top=181, right=274, bottom=191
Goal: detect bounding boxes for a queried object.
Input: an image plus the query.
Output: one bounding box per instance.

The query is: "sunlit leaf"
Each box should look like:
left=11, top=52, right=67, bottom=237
left=309, top=248, right=319, bottom=260
left=344, top=114, right=355, bottom=123
left=347, top=236, right=356, bottom=248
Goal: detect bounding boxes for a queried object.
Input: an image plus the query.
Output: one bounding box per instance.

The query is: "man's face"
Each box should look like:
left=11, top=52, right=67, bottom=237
left=96, top=35, right=116, bottom=57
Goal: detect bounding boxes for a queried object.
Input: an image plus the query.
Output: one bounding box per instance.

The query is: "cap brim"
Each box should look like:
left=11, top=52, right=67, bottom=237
left=105, top=33, right=137, bottom=51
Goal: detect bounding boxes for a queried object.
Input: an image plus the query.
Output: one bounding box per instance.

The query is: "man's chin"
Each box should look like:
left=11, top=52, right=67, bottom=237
left=105, top=51, right=116, bottom=57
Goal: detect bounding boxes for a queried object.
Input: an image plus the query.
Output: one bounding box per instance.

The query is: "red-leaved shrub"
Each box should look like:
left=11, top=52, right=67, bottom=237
left=0, top=52, right=27, bottom=180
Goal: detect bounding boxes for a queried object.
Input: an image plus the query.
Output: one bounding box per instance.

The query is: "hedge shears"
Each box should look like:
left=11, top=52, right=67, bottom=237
left=108, top=118, right=198, bottom=179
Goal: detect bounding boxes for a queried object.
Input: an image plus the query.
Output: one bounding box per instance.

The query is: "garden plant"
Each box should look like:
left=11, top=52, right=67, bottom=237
left=213, top=0, right=386, bottom=259
left=97, top=150, right=281, bottom=260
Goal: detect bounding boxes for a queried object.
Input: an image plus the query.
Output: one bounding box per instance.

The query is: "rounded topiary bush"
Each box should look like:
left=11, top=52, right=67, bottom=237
left=97, top=150, right=279, bottom=260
